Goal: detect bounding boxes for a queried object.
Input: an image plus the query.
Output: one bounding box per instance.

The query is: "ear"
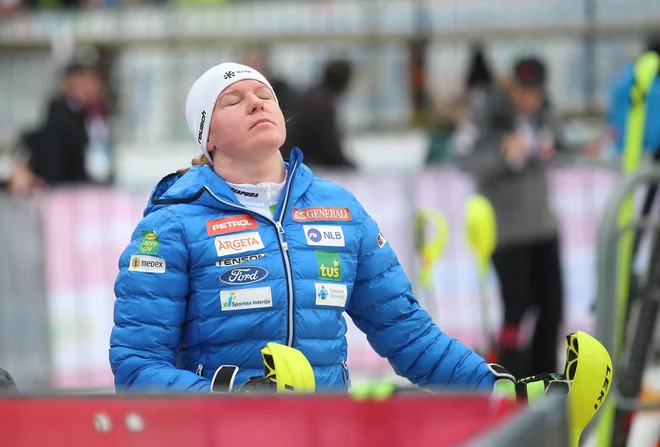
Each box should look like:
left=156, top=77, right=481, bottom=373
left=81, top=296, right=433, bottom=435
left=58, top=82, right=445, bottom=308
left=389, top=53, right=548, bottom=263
left=206, top=138, right=216, bottom=154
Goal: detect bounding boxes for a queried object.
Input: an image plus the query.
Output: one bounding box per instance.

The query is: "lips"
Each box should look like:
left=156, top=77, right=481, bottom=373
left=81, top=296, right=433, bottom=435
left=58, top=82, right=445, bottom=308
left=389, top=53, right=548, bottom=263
left=251, top=118, right=274, bottom=129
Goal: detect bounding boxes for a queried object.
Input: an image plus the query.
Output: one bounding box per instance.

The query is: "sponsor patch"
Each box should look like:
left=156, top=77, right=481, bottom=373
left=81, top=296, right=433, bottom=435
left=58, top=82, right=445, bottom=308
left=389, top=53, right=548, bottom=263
left=377, top=231, right=387, bottom=248
left=219, top=266, right=269, bottom=285
left=215, top=232, right=265, bottom=257
left=303, top=225, right=345, bottom=247
left=221, top=287, right=273, bottom=311
left=315, top=251, right=342, bottom=281
left=206, top=214, right=259, bottom=236
left=136, top=230, right=160, bottom=255
left=128, top=255, right=166, bottom=274
left=315, top=283, right=348, bottom=307
left=292, top=207, right=351, bottom=222
left=216, top=253, right=267, bottom=267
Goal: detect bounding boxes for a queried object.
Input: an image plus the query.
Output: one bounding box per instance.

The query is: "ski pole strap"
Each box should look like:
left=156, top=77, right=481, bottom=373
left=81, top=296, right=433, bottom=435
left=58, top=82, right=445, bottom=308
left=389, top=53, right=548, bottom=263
left=517, top=372, right=571, bottom=403
left=210, top=365, right=239, bottom=393
left=0, top=368, right=17, bottom=394
left=489, top=364, right=570, bottom=404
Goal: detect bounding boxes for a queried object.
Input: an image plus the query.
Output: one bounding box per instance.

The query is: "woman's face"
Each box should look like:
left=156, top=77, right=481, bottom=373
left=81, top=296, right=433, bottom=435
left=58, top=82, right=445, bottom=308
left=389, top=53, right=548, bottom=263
left=207, top=79, right=286, bottom=159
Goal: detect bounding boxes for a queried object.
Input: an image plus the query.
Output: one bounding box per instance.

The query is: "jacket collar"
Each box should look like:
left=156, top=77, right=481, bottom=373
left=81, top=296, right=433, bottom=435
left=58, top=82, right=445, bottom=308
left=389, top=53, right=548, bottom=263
left=145, top=148, right=312, bottom=220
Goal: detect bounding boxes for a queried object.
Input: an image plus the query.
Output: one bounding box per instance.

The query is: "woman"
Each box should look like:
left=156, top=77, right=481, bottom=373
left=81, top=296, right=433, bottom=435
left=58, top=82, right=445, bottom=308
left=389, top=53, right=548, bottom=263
left=454, top=57, right=567, bottom=379
left=109, top=62, right=501, bottom=393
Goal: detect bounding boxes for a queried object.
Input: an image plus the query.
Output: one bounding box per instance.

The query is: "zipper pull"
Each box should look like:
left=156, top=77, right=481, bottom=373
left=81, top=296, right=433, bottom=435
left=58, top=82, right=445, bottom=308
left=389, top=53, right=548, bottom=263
left=196, top=364, right=204, bottom=376
left=275, top=222, right=288, bottom=251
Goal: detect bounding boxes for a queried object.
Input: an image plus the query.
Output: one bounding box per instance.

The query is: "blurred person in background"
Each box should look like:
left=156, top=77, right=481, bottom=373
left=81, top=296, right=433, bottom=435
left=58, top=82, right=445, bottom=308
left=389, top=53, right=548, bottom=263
left=8, top=56, right=112, bottom=195
left=109, top=61, right=538, bottom=394
left=608, top=35, right=660, bottom=157
left=425, top=43, right=494, bottom=165
left=281, top=59, right=355, bottom=169
left=453, top=57, right=570, bottom=379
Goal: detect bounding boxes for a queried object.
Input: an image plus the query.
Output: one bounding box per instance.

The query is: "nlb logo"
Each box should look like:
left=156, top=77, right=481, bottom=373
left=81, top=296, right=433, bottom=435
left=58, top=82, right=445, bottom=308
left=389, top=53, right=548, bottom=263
left=303, top=225, right=345, bottom=247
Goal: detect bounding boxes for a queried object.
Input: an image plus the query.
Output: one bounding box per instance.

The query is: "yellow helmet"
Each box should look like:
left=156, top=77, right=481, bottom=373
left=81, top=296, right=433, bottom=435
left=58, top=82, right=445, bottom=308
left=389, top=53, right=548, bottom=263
left=564, top=331, right=613, bottom=444
left=259, top=343, right=315, bottom=393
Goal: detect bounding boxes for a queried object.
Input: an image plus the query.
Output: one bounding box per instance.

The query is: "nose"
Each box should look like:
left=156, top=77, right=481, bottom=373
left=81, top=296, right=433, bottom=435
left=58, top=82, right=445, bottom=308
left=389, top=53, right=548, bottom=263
left=247, top=92, right=265, bottom=114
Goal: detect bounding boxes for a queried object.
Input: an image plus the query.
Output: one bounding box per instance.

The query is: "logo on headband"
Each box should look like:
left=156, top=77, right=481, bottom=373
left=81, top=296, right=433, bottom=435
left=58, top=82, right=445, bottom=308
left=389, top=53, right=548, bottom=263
left=197, top=110, right=206, bottom=144
left=224, top=71, right=235, bottom=80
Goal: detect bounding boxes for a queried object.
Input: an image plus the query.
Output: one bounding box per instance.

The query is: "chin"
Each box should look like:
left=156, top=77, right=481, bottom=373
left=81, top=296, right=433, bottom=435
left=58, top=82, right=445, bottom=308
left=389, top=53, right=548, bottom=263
left=249, top=133, right=286, bottom=152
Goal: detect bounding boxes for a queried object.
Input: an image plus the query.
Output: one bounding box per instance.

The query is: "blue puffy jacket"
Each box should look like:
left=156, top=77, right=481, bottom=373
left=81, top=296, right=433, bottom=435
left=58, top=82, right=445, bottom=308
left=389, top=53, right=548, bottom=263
left=110, top=149, right=495, bottom=392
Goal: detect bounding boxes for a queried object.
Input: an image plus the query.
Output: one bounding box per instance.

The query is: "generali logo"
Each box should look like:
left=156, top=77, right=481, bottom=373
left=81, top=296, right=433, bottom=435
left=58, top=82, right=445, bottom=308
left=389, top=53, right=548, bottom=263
left=206, top=214, right=259, bottom=236
left=292, top=207, right=351, bottom=222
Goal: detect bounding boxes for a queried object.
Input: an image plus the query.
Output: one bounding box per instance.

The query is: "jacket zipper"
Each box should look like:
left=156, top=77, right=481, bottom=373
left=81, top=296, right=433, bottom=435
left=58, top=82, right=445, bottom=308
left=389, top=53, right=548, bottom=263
left=204, top=163, right=298, bottom=347
left=196, top=364, right=204, bottom=376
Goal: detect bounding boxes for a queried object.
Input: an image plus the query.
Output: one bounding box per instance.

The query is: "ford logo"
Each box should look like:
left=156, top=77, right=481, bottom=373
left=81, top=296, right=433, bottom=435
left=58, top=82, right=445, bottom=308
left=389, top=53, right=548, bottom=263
left=219, top=266, right=269, bottom=285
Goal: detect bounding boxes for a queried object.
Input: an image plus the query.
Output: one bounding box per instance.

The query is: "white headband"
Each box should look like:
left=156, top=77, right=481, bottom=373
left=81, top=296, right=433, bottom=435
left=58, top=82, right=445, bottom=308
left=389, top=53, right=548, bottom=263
left=185, top=62, right=278, bottom=159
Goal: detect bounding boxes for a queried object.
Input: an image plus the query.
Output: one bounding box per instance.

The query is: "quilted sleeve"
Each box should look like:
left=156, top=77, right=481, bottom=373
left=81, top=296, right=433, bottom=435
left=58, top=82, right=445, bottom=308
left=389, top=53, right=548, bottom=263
left=110, top=208, right=210, bottom=392
left=346, top=202, right=495, bottom=391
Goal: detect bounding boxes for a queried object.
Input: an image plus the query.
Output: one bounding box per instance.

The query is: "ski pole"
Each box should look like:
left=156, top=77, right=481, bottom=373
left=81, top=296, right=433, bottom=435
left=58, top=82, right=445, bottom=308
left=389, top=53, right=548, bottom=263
left=464, top=194, right=498, bottom=363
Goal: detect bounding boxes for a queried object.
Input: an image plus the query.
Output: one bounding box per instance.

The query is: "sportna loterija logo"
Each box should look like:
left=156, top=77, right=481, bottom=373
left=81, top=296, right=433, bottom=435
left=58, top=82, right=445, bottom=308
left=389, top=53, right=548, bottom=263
left=224, top=71, right=235, bottom=80
left=223, top=292, right=236, bottom=308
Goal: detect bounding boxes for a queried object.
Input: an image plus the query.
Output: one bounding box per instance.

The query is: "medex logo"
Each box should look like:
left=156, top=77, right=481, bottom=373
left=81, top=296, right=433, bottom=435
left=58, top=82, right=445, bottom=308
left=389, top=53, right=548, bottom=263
left=197, top=110, right=206, bottom=144
left=206, top=214, right=259, bottom=236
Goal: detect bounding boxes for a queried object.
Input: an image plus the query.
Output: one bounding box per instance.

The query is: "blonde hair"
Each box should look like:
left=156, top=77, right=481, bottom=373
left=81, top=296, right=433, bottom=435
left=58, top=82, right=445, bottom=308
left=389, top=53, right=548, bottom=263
left=176, top=153, right=212, bottom=174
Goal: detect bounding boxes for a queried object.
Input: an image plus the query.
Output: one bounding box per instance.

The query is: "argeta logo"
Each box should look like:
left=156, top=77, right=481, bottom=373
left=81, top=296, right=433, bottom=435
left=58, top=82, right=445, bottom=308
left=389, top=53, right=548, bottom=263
left=307, top=228, right=322, bottom=243
left=215, top=232, right=265, bottom=257
left=224, top=71, right=235, bottom=80
left=197, top=111, right=206, bottom=144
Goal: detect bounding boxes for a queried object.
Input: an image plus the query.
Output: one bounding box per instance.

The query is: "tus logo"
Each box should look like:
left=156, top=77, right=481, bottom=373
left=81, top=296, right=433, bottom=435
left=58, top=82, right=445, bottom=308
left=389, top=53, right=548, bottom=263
left=315, top=251, right=342, bottom=281
left=223, top=292, right=236, bottom=308
left=317, top=286, right=329, bottom=300
left=224, top=71, right=235, bottom=80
